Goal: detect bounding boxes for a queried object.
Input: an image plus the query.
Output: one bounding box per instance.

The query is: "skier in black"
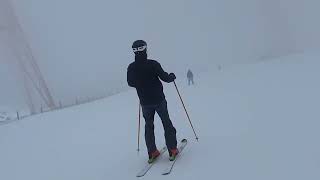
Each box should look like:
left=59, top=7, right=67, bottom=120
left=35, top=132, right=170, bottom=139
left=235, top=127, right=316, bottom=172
left=127, top=40, right=178, bottom=163
left=187, top=69, right=194, bottom=85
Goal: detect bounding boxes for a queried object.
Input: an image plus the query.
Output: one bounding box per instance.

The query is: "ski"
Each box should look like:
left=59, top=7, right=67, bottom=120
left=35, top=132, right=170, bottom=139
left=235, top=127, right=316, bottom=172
left=162, top=139, right=188, bottom=175
left=136, top=146, right=167, bottom=177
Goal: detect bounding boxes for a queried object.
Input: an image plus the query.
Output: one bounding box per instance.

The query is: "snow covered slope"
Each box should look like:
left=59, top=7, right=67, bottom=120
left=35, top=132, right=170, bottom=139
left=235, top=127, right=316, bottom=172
left=1, top=53, right=320, bottom=180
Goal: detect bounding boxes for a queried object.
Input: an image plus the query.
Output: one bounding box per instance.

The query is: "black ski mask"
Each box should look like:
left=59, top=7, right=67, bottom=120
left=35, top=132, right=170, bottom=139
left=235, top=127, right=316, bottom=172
left=134, top=51, right=147, bottom=62
left=132, top=40, right=147, bottom=62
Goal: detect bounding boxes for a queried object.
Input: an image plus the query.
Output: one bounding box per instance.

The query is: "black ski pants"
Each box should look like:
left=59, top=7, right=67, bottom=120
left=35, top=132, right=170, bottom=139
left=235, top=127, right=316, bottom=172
left=141, top=100, right=177, bottom=156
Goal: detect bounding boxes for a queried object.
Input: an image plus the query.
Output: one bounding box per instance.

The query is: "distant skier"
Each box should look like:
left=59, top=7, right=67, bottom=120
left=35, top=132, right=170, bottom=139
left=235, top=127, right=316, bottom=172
left=187, top=69, right=194, bottom=85
left=127, top=40, right=179, bottom=163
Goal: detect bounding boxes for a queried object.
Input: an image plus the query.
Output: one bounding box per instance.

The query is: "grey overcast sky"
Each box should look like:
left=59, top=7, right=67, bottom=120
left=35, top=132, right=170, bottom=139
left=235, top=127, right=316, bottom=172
left=1, top=0, right=320, bottom=111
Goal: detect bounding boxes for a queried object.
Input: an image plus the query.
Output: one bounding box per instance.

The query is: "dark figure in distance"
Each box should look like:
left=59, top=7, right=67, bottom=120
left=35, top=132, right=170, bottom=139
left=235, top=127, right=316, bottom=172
left=187, top=69, right=194, bottom=85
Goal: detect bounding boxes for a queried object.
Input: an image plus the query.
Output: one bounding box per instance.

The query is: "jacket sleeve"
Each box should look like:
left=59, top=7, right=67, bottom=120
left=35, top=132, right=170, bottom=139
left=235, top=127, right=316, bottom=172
left=127, top=65, right=136, bottom=87
left=154, top=62, right=174, bottom=83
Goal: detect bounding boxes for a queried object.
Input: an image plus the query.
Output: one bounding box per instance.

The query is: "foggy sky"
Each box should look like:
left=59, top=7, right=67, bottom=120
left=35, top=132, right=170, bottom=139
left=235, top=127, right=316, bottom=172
left=1, top=0, right=320, bottom=111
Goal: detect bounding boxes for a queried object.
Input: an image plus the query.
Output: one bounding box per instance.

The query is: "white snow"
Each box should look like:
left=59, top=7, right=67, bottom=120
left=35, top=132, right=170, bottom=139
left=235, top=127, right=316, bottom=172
left=1, top=52, right=320, bottom=179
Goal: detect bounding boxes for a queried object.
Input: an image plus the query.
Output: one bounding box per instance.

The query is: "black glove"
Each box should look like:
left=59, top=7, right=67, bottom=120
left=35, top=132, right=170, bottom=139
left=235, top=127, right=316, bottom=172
left=169, top=73, right=176, bottom=80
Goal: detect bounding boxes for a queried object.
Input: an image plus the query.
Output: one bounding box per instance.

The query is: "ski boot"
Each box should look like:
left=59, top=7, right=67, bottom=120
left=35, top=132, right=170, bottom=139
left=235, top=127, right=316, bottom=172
left=169, top=148, right=179, bottom=161
left=148, top=150, right=160, bottom=164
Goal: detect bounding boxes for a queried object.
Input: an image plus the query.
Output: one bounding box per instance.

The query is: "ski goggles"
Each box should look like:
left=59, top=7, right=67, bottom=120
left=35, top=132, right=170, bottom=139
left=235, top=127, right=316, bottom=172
left=132, top=45, right=147, bottom=53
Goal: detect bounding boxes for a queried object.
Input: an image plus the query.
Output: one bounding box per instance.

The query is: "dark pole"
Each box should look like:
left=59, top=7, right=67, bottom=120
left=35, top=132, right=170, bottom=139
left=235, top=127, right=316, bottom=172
left=137, top=103, right=141, bottom=151
left=173, top=81, right=199, bottom=141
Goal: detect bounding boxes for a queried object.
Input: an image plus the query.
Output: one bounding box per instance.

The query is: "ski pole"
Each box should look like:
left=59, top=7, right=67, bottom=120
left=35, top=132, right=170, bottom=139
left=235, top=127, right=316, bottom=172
left=137, top=103, right=141, bottom=152
left=173, top=81, right=199, bottom=141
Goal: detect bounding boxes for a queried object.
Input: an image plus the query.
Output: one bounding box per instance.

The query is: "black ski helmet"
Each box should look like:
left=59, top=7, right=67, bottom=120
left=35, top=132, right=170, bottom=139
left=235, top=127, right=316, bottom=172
left=132, top=40, right=147, bottom=49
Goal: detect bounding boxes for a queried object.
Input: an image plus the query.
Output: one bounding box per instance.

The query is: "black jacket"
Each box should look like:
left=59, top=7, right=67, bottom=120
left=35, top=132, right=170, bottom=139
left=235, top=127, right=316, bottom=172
left=127, top=58, right=175, bottom=105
